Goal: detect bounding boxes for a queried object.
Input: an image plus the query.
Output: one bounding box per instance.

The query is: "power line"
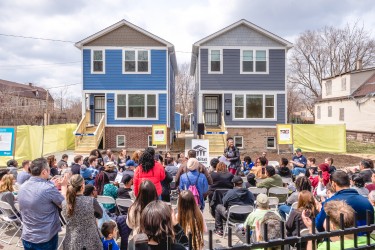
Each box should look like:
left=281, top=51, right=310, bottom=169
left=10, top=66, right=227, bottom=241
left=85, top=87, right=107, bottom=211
left=0, top=61, right=81, bottom=70
left=0, top=33, right=75, bottom=43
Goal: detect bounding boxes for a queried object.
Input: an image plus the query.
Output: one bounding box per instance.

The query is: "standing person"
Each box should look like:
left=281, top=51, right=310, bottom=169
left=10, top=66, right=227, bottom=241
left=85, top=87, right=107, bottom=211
left=101, top=221, right=120, bottom=250
left=103, top=149, right=116, bottom=165
left=161, top=168, right=173, bottom=202
left=224, top=137, right=241, bottom=175
left=18, top=158, right=67, bottom=250
left=57, top=154, right=69, bottom=170
left=71, top=155, right=83, bottom=175
left=17, top=160, right=31, bottom=185
left=179, top=158, right=209, bottom=211
left=95, top=162, right=117, bottom=195
left=175, top=149, right=213, bottom=186
left=47, top=155, right=58, bottom=177
left=177, top=190, right=206, bottom=250
left=62, top=174, right=103, bottom=250
left=133, top=147, right=166, bottom=197
left=207, top=162, right=234, bottom=200
left=117, top=149, right=130, bottom=171
left=290, top=148, right=307, bottom=176
left=87, top=156, right=100, bottom=179
left=6, top=159, right=18, bottom=180
left=90, top=149, right=104, bottom=168
left=165, top=157, right=178, bottom=176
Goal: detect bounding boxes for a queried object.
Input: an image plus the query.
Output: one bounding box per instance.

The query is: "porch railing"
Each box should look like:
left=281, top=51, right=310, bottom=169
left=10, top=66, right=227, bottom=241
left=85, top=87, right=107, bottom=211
left=94, top=115, right=105, bottom=148
left=73, top=110, right=90, bottom=149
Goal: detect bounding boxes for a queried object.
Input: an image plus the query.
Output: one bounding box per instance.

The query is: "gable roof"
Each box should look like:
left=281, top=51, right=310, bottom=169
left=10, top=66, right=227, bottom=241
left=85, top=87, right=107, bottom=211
left=190, top=19, right=293, bottom=75
left=352, top=72, right=375, bottom=97
left=0, top=79, right=54, bottom=101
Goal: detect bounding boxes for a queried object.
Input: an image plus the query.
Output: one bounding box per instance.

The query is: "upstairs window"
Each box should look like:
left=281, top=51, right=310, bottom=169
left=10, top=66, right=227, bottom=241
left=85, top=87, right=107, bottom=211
left=117, top=95, right=126, bottom=118
left=241, top=49, right=268, bottom=73
left=328, top=106, right=332, bottom=117
left=123, top=50, right=150, bottom=73
left=92, top=50, right=104, bottom=73
left=339, top=108, right=344, bottom=121
left=234, top=94, right=275, bottom=119
left=209, top=49, right=222, bottom=73
left=341, top=78, right=347, bottom=91
left=317, top=106, right=321, bottom=119
left=325, top=80, right=332, bottom=95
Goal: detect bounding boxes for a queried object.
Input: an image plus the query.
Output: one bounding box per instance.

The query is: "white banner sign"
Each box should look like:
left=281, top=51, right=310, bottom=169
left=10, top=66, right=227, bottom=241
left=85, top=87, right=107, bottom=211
left=191, top=139, right=210, bottom=168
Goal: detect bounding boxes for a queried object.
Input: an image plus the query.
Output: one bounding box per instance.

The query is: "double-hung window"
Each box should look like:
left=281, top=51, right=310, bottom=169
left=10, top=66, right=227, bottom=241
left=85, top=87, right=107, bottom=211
left=123, top=50, right=150, bottom=73
left=92, top=50, right=104, bottom=73
left=234, top=94, right=275, bottom=119
left=116, top=94, right=157, bottom=119
left=209, top=49, right=222, bottom=73
left=325, top=80, right=332, bottom=96
left=241, top=49, right=267, bottom=73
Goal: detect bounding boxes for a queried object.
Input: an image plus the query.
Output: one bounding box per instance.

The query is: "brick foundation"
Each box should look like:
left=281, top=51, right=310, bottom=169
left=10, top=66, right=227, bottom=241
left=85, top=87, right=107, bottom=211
left=347, top=130, right=375, bottom=143
left=105, top=127, right=170, bottom=152
left=227, top=127, right=289, bottom=155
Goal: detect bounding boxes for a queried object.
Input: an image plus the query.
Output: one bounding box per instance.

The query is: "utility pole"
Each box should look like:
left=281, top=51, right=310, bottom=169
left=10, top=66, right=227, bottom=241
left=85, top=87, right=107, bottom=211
left=45, top=90, right=49, bottom=126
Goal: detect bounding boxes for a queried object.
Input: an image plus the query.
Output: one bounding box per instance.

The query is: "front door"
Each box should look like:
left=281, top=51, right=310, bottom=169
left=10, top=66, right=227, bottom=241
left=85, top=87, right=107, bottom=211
left=204, top=96, right=219, bottom=126
left=94, top=96, right=105, bottom=125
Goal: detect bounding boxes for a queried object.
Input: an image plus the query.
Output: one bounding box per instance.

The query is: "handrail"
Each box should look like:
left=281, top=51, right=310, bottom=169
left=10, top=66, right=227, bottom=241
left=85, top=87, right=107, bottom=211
left=74, top=110, right=90, bottom=149
left=202, top=112, right=205, bottom=125
left=94, top=115, right=105, bottom=147
left=221, top=112, right=227, bottom=143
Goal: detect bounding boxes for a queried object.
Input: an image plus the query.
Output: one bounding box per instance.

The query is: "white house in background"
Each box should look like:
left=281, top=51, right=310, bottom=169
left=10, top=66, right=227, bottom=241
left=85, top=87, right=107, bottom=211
left=315, top=64, right=375, bottom=137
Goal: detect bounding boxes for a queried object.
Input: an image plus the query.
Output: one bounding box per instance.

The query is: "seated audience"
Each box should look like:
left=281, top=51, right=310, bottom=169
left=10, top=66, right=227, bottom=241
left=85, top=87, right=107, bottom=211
left=253, top=211, right=283, bottom=248
left=350, top=173, right=369, bottom=196
left=359, top=159, right=373, bottom=183
left=250, top=157, right=267, bottom=179
left=6, top=159, right=18, bottom=180
left=101, top=221, right=120, bottom=250
left=303, top=200, right=375, bottom=249
left=87, top=156, right=99, bottom=179
left=80, top=161, right=94, bottom=185
left=102, top=182, right=118, bottom=213
left=0, top=173, right=18, bottom=218
left=62, top=174, right=103, bottom=250
left=57, top=154, right=69, bottom=169
left=242, top=156, right=254, bottom=175
left=123, top=160, right=136, bottom=178
left=103, top=149, right=116, bottom=165
left=165, top=157, right=178, bottom=176
left=117, top=174, right=133, bottom=200
left=290, top=148, right=307, bottom=176
left=17, top=160, right=31, bottom=185
left=47, top=155, right=58, bottom=177
left=209, top=158, right=220, bottom=173
left=95, top=161, right=117, bottom=195
left=368, top=191, right=375, bottom=219
left=278, top=158, right=292, bottom=178
left=71, top=155, right=83, bottom=175
left=245, top=173, right=256, bottom=188
left=214, top=176, right=255, bottom=236
left=306, top=157, right=318, bottom=175
left=316, top=181, right=335, bottom=202
left=256, top=165, right=283, bottom=190
left=325, top=157, right=336, bottom=174
left=311, top=163, right=330, bottom=189
left=179, top=158, right=209, bottom=211
left=207, top=162, right=234, bottom=200
left=117, top=149, right=130, bottom=172
left=366, top=171, right=375, bottom=192
left=129, top=200, right=188, bottom=250
left=161, top=167, right=173, bottom=202
left=177, top=190, right=206, bottom=250
left=315, top=171, right=374, bottom=232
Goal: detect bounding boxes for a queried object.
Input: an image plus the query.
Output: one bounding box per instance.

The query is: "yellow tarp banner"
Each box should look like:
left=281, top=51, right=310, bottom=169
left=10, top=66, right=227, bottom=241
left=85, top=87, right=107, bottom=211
left=0, top=124, right=76, bottom=166
left=293, top=124, right=346, bottom=153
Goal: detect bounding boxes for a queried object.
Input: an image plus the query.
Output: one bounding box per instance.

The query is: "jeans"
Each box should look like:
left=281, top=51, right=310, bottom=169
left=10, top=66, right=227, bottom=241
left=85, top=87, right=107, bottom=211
left=22, top=233, right=58, bottom=250
left=215, top=204, right=227, bottom=230
left=292, top=167, right=306, bottom=176
left=278, top=204, right=292, bottom=220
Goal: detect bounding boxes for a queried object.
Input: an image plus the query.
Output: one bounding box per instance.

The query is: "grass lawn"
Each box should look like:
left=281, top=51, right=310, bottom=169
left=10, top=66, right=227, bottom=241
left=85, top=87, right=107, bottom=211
left=347, top=140, right=375, bottom=154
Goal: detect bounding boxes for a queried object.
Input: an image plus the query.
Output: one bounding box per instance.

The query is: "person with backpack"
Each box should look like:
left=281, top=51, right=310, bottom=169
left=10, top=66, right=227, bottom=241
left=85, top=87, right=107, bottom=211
left=179, top=158, right=208, bottom=211
left=213, top=176, right=255, bottom=236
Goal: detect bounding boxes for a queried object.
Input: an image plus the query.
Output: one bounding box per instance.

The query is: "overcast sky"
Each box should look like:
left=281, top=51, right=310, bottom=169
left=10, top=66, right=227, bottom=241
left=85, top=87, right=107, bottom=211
left=0, top=0, right=374, bottom=98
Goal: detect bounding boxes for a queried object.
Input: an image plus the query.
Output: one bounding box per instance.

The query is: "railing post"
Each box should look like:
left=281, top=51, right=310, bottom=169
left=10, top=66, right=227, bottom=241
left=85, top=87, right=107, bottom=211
left=312, top=217, right=316, bottom=250
left=366, top=210, right=371, bottom=245
left=246, top=225, right=251, bottom=244
left=264, top=223, right=268, bottom=242
left=209, top=230, right=213, bottom=250
left=326, top=216, right=331, bottom=250
left=340, top=213, right=344, bottom=250
left=354, top=212, right=358, bottom=248
left=188, top=232, right=192, bottom=250
left=228, top=227, right=232, bottom=247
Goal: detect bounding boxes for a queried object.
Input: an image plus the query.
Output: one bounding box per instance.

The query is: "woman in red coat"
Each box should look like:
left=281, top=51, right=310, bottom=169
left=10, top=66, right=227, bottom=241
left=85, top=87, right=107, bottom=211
left=311, top=163, right=330, bottom=188
left=133, top=148, right=165, bottom=197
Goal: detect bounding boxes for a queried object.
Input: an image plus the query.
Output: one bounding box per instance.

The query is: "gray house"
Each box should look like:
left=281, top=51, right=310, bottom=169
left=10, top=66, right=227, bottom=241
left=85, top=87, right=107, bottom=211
left=190, top=19, right=293, bottom=154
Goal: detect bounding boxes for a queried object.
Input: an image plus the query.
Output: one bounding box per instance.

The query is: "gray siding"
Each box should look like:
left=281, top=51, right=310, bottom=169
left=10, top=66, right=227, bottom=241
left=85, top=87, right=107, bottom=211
left=223, top=93, right=285, bottom=126
left=201, top=24, right=285, bottom=47
left=200, top=49, right=285, bottom=91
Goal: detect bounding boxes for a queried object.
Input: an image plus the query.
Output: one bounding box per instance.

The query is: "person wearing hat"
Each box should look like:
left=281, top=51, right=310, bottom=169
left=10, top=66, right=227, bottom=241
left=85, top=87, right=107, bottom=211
left=214, top=175, right=255, bottom=237
left=179, top=158, right=209, bottom=210
left=290, top=148, right=307, bottom=176
left=123, top=160, right=137, bottom=178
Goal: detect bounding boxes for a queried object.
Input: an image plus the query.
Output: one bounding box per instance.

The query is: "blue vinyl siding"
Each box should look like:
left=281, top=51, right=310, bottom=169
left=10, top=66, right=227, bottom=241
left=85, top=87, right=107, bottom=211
left=106, top=93, right=167, bottom=125
left=83, top=49, right=167, bottom=90
left=200, top=49, right=285, bottom=91
left=223, top=93, right=285, bottom=126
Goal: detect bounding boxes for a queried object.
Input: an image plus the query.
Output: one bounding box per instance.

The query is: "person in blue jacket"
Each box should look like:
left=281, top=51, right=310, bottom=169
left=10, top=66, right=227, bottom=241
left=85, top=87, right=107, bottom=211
left=315, top=170, right=374, bottom=232
left=179, top=158, right=208, bottom=211
left=290, top=148, right=307, bottom=176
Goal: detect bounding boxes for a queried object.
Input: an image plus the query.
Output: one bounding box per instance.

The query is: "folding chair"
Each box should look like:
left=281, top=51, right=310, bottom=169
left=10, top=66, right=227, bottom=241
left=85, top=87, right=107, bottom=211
left=268, top=161, right=280, bottom=168
left=255, top=178, right=266, bottom=184
left=268, top=187, right=289, bottom=205
left=268, top=197, right=279, bottom=211
left=248, top=187, right=267, bottom=195
left=285, top=202, right=298, bottom=221
left=116, top=198, right=134, bottom=215
left=223, top=205, right=254, bottom=238
left=170, top=176, right=179, bottom=201
left=281, top=177, right=292, bottom=185
left=128, top=191, right=136, bottom=201
left=96, top=195, right=116, bottom=206
left=0, top=201, right=22, bottom=246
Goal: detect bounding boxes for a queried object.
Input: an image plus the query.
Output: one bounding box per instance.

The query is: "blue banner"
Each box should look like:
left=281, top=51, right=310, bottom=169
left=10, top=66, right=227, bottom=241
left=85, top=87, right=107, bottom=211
left=0, top=127, right=15, bottom=157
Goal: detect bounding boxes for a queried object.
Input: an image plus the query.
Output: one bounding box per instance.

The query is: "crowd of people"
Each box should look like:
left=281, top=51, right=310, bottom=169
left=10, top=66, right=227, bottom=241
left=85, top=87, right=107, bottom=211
left=1, top=138, right=375, bottom=249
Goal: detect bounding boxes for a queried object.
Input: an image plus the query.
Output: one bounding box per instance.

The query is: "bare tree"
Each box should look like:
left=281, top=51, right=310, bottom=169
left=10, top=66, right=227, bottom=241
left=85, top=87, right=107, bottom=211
left=288, top=22, right=375, bottom=117
left=175, top=63, right=195, bottom=122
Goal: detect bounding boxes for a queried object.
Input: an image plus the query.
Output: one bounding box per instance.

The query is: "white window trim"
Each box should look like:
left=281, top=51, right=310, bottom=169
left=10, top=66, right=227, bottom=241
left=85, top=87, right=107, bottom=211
left=116, top=135, right=126, bottom=148
left=91, top=49, right=105, bottom=74
left=122, top=49, right=151, bottom=74
left=232, top=94, right=277, bottom=121
left=208, top=48, right=223, bottom=74
left=266, top=137, right=276, bottom=149
left=148, top=135, right=157, bottom=148
left=233, top=136, right=244, bottom=149
left=115, top=93, right=158, bottom=120
left=240, top=48, right=269, bottom=74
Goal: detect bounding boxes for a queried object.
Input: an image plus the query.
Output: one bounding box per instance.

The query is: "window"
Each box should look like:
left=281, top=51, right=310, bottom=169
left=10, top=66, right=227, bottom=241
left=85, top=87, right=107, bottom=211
left=123, top=50, right=150, bottom=73
left=328, top=106, right=332, bottom=117
left=341, top=78, right=346, bottom=91
left=234, top=136, right=243, bottom=148
left=266, top=137, right=276, bottom=149
left=116, top=135, right=125, bottom=147
left=241, top=49, right=268, bottom=73
left=339, top=108, right=344, bottom=121
left=116, top=94, right=157, bottom=119
left=317, top=106, right=321, bottom=119
left=148, top=135, right=157, bottom=148
left=209, top=49, right=222, bottom=73
left=92, top=50, right=104, bottom=73
left=325, top=80, right=332, bottom=95
left=234, top=94, right=275, bottom=119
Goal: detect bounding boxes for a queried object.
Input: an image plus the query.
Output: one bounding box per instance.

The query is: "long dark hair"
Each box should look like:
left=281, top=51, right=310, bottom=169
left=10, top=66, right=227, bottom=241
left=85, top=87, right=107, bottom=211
left=90, top=149, right=103, bottom=159
left=129, top=180, right=158, bottom=230
left=140, top=152, right=155, bottom=173
left=66, top=174, right=84, bottom=217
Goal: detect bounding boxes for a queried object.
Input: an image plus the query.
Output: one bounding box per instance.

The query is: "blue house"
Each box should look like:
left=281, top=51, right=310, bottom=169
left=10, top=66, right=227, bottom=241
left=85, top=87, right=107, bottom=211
left=190, top=19, right=293, bottom=154
left=74, top=20, right=177, bottom=153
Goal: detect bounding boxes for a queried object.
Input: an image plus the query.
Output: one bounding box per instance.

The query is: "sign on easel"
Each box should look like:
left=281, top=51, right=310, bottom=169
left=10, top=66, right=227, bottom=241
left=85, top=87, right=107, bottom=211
left=152, top=125, right=167, bottom=145
left=276, top=124, right=293, bottom=154
left=0, top=127, right=16, bottom=157
left=192, top=139, right=209, bottom=168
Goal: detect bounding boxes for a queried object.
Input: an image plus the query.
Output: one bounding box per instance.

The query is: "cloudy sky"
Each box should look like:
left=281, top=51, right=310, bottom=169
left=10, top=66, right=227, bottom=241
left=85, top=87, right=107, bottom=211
left=0, top=0, right=374, bottom=98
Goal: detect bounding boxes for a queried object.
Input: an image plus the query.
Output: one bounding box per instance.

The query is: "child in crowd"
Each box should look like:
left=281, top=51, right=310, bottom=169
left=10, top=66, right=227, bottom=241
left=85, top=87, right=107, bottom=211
left=101, top=221, right=120, bottom=250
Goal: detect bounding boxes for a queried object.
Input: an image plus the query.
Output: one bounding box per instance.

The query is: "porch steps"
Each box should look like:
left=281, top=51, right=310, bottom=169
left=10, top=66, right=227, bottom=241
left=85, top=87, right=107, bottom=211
left=204, top=133, right=226, bottom=158
left=75, top=135, right=97, bottom=155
